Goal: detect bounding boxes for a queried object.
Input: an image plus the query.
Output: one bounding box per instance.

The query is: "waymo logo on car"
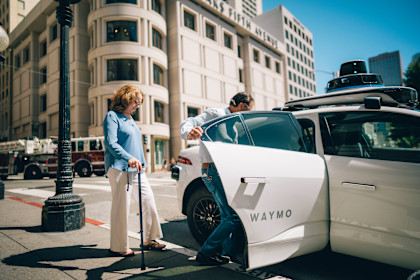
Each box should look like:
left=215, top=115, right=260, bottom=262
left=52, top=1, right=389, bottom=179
left=250, top=209, right=292, bottom=222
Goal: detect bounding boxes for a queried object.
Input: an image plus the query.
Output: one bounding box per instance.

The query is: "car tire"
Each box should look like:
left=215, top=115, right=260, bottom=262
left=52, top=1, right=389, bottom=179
left=186, top=187, right=220, bottom=245
left=76, top=162, right=92, bottom=177
left=93, top=171, right=105, bottom=176
left=24, top=165, right=43, bottom=180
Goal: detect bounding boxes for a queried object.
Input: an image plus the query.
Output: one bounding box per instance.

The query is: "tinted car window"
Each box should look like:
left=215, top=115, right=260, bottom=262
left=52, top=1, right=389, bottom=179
left=320, top=111, right=420, bottom=163
left=204, top=115, right=250, bottom=145
left=243, top=113, right=305, bottom=151
left=297, top=119, right=316, bottom=154
left=90, top=139, right=103, bottom=151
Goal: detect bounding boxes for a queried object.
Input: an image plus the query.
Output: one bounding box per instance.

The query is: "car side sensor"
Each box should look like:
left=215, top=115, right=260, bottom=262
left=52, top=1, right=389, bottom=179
left=364, top=96, right=382, bottom=109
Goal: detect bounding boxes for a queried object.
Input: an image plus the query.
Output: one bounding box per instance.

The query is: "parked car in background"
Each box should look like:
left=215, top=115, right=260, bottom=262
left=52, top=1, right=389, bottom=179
left=172, top=82, right=420, bottom=271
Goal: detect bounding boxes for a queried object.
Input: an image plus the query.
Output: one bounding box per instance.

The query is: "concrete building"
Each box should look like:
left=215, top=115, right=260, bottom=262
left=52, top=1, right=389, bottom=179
left=368, top=51, right=404, bottom=86
left=6, top=0, right=316, bottom=171
left=0, top=0, right=40, bottom=141
left=224, top=0, right=263, bottom=18
left=253, top=5, right=316, bottom=100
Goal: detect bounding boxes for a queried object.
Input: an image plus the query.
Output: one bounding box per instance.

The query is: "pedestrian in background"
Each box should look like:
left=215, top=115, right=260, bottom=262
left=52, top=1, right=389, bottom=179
left=103, top=84, right=166, bottom=257
left=180, top=92, right=254, bottom=265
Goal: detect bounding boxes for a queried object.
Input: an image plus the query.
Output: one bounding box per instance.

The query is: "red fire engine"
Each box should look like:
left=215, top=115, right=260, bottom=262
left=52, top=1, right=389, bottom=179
left=0, top=138, right=57, bottom=180
left=47, top=136, right=105, bottom=178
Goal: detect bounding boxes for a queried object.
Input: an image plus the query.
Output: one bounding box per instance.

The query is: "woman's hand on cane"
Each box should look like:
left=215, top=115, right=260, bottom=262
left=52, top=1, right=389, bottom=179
left=128, top=157, right=142, bottom=173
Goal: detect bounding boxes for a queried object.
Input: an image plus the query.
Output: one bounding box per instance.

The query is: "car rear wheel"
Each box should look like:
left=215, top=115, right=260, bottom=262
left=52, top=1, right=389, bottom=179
left=93, top=171, right=105, bottom=176
left=76, top=162, right=92, bottom=177
left=186, top=187, right=220, bottom=245
left=24, top=165, right=43, bottom=180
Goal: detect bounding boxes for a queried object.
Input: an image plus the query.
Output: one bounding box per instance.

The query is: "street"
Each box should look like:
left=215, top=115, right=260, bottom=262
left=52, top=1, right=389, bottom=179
left=1, top=174, right=415, bottom=280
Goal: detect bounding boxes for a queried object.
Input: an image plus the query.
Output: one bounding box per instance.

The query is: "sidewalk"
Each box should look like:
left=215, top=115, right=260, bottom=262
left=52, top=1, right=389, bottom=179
left=0, top=193, right=262, bottom=280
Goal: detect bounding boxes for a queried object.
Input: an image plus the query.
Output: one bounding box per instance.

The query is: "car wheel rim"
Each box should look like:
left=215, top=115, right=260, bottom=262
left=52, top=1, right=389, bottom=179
left=193, top=198, right=220, bottom=236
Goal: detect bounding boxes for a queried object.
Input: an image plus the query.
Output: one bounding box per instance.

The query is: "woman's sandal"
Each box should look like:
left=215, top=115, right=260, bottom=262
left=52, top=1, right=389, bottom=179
left=143, top=240, right=166, bottom=251
left=108, top=249, right=135, bottom=257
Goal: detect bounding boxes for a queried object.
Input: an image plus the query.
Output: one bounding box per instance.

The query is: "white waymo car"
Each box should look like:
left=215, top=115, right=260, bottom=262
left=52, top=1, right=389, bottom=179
left=172, top=86, right=420, bottom=271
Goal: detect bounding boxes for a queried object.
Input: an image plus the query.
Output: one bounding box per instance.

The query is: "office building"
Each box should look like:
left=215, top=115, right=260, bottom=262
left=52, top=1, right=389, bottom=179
left=368, top=51, right=404, bottom=86
left=6, top=0, right=316, bottom=171
left=0, top=0, right=40, bottom=141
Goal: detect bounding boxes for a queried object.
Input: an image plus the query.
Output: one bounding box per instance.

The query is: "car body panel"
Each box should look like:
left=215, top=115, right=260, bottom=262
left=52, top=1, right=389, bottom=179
left=293, top=106, right=420, bottom=270
left=203, top=141, right=329, bottom=269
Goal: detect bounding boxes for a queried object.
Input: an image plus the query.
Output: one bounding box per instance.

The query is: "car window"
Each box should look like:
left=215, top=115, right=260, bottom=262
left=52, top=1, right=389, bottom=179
left=204, top=115, right=251, bottom=145
left=242, top=113, right=305, bottom=151
left=297, top=119, right=316, bottom=154
left=320, top=111, right=420, bottom=163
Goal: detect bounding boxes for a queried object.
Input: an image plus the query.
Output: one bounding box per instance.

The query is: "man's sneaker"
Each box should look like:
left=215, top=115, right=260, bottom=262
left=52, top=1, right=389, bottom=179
left=196, top=252, right=229, bottom=266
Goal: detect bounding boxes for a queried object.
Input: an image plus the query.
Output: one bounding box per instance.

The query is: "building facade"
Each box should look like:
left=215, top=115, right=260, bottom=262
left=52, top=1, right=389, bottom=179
left=368, top=51, right=404, bottom=86
left=0, top=0, right=40, bottom=141
left=253, top=5, right=316, bottom=101
left=6, top=0, right=316, bottom=172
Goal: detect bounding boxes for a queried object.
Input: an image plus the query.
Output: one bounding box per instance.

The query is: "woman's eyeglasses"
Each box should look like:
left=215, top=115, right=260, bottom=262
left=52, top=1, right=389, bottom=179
left=134, top=100, right=142, bottom=107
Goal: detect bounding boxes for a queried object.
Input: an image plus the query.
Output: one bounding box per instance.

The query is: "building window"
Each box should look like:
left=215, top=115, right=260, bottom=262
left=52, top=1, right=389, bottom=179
left=50, top=23, right=58, bottom=42
left=40, top=94, right=47, bottom=112
left=39, top=122, right=47, bottom=138
left=205, top=23, right=215, bottom=41
left=18, top=14, right=24, bottom=23
left=107, top=21, right=137, bottom=42
left=152, top=28, right=162, bottom=49
left=40, top=67, right=47, bottom=84
left=187, top=107, right=199, bottom=118
left=107, top=59, right=138, bottom=81
left=23, top=46, right=30, bottom=64
left=151, top=0, right=161, bottom=14
left=237, top=45, right=242, bottom=58
left=40, top=40, right=47, bottom=57
left=265, top=56, right=270, bottom=68
left=15, top=54, right=21, bottom=68
left=253, top=49, right=259, bottom=63
left=275, top=62, right=280, bottom=73
left=184, top=10, right=195, bottom=31
left=224, top=32, right=232, bottom=49
left=154, top=101, right=164, bottom=123
left=153, top=64, right=163, bottom=85
left=90, top=103, right=95, bottom=125
left=239, top=69, right=244, bottom=83
left=18, top=0, right=25, bottom=9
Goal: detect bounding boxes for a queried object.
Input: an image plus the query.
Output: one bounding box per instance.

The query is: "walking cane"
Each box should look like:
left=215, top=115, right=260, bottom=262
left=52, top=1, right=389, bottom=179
left=138, top=171, right=146, bottom=270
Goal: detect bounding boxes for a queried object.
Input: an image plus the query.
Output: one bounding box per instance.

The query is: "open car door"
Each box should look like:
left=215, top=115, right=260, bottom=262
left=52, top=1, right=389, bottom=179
left=203, top=141, right=328, bottom=270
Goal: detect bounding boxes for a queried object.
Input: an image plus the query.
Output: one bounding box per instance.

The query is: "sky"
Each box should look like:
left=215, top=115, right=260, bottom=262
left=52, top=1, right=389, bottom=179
left=262, top=0, right=420, bottom=94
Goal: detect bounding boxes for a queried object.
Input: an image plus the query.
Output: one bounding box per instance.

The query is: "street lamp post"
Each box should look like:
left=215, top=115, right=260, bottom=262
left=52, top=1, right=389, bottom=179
left=41, top=0, right=85, bottom=231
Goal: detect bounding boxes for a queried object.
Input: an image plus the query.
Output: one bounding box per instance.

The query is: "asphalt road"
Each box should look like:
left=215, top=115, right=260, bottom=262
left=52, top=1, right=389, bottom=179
left=2, top=174, right=416, bottom=280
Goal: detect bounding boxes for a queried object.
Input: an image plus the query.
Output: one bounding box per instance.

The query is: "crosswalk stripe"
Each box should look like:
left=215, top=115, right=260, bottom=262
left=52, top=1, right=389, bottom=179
left=6, top=188, right=55, bottom=199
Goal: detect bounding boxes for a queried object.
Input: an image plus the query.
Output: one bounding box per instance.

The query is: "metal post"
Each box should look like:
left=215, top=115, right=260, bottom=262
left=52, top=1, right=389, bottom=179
left=42, top=0, right=85, bottom=231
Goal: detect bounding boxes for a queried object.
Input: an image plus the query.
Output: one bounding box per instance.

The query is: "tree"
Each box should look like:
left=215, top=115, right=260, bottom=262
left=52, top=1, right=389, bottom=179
left=404, top=56, right=420, bottom=92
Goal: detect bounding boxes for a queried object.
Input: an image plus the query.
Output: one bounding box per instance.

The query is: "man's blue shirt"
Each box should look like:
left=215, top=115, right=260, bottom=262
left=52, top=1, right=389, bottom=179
left=103, top=110, right=147, bottom=173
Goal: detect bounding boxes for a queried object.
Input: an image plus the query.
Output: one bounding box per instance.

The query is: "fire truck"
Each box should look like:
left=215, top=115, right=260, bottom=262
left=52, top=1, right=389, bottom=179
left=0, top=138, right=57, bottom=180
left=47, top=136, right=105, bottom=178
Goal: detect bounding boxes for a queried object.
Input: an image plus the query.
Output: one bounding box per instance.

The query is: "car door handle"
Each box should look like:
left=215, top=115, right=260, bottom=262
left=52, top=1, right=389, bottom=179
left=241, top=177, right=269, bottom=184
left=342, top=182, right=376, bottom=191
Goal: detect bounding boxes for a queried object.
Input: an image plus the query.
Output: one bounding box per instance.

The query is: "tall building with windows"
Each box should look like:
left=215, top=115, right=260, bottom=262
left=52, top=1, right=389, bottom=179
left=368, top=51, right=404, bottom=86
left=7, top=0, right=316, bottom=171
left=253, top=5, right=316, bottom=101
left=224, top=0, right=263, bottom=18
left=0, top=0, right=40, bottom=141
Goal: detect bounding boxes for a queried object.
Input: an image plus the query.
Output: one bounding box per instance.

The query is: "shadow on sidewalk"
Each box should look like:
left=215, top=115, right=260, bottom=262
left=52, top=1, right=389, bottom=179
left=0, top=225, right=43, bottom=233
left=2, top=243, right=234, bottom=280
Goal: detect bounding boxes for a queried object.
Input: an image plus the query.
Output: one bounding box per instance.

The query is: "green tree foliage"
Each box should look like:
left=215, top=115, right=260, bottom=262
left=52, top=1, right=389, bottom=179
left=404, top=56, right=420, bottom=92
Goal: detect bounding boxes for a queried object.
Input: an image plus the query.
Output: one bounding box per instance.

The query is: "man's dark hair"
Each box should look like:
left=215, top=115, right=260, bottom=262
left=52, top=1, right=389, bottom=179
left=229, top=92, right=254, bottom=107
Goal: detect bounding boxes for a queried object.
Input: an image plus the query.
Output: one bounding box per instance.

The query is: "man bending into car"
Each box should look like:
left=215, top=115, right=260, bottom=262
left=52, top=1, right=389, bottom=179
left=180, top=92, right=254, bottom=266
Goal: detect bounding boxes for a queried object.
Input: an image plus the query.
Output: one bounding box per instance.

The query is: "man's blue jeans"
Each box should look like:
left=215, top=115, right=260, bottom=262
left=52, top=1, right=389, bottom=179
left=199, top=163, right=240, bottom=257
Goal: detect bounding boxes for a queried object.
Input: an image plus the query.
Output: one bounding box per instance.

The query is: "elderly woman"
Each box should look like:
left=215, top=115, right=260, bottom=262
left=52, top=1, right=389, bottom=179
left=103, top=84, right=165, bottom=257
